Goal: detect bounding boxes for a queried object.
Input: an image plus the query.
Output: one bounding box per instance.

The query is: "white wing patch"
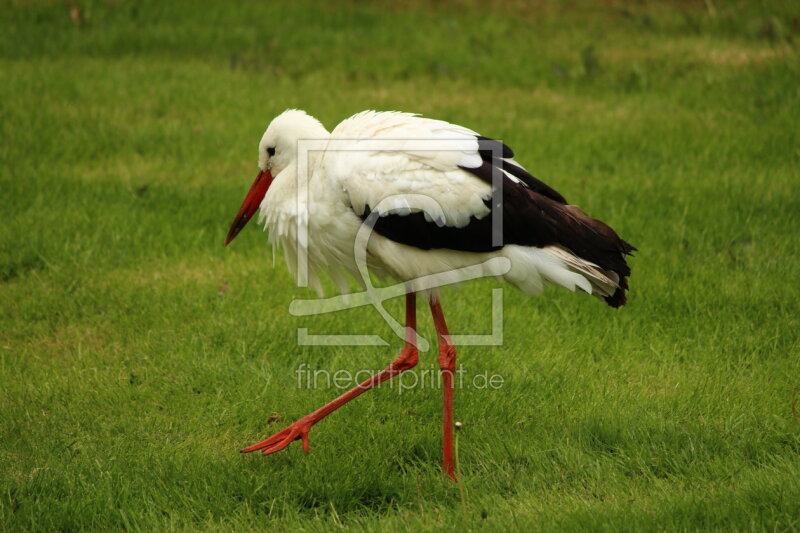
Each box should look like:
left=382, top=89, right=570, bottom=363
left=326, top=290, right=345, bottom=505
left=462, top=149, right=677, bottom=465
left=324, top=111, right=493, bottom=228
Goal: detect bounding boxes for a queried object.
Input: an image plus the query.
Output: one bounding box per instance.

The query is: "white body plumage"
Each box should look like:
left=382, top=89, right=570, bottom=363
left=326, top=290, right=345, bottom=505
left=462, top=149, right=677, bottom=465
left=251, top=109, right=624, bottom=301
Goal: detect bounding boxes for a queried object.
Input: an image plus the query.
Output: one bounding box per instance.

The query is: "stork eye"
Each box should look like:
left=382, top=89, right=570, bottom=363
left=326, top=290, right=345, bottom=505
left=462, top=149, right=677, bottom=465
left=267, top=147, right=276, bottom=157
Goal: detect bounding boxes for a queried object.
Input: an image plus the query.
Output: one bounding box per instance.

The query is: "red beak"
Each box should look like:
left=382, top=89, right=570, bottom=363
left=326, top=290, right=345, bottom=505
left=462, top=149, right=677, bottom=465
left=225, top=170, right=273, bottom=245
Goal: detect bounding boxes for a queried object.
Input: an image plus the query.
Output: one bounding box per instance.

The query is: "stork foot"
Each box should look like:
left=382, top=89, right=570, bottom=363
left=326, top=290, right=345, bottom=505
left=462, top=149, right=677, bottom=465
left=240, top=417, right=313, bottom=455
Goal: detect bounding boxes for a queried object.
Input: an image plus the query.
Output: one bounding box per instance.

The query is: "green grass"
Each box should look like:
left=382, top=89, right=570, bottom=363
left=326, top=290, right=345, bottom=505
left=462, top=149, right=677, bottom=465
left=2, top=0, right=800, bottom=530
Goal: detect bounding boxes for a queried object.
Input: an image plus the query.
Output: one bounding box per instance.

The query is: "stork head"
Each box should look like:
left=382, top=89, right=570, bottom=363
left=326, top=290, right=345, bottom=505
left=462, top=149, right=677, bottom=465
left=225, top=109, right=329, bottom=245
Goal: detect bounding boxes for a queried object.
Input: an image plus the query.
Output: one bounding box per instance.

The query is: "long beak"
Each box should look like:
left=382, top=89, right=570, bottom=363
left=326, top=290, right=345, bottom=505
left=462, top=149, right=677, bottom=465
left=225, top=169, right=273, bottom=245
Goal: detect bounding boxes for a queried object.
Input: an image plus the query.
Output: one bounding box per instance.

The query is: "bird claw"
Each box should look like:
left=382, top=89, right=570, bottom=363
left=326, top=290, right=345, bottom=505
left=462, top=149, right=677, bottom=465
left=240, top=419, right=312, bottom=456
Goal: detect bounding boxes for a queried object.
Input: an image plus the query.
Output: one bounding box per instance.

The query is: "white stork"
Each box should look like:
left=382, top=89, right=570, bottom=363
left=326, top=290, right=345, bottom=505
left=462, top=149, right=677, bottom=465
left=225, top=109, right=635, bottom=480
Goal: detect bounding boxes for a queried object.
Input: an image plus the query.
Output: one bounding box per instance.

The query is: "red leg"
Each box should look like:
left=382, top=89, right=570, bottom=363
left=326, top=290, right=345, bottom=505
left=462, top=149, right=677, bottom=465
left=429, top=296, right=457, bottom=481
left=241, top=292, right=419, bottom=455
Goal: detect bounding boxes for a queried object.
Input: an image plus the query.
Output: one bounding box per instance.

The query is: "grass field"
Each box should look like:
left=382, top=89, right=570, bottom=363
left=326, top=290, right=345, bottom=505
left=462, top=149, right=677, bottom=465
left=2, top=1, right=800, bottom=530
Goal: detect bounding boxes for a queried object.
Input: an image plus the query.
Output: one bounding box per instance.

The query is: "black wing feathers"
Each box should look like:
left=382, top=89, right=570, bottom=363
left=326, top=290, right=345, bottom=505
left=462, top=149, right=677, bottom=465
left=499, top=184, right=635, bottom=307
left=365, top=206, right=496, bottom=253
left=476, top=136, right=514, bottom=159
left=473, top=136, right=568, bottom=203
left=465, top=159, right=568, bottom=205
left=360, top=135, right=635, bottom=307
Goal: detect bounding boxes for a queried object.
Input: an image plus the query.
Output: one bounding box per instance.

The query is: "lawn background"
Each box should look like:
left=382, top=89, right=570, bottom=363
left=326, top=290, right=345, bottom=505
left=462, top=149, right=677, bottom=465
left=1, top=0, right=799, bottom=531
